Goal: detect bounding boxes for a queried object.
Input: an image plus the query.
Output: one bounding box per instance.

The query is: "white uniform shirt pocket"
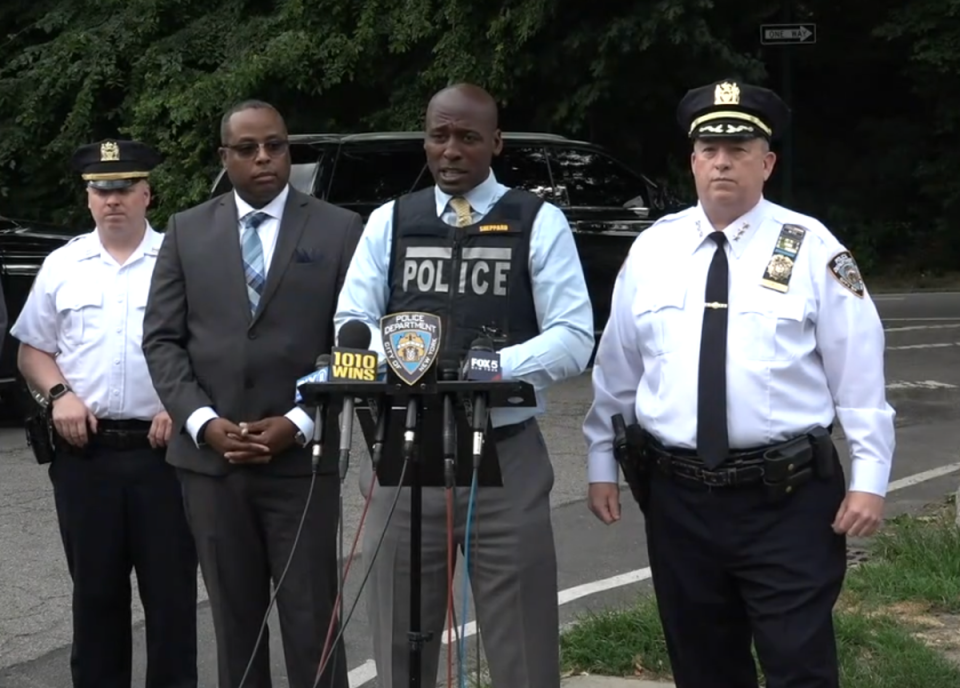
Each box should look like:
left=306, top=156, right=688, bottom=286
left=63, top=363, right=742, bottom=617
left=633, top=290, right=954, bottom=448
left=54, top=286, right=104, bottom=349
left=732, top=291, right=808, bottom=361
left=631, top=285, right=688, bottom=357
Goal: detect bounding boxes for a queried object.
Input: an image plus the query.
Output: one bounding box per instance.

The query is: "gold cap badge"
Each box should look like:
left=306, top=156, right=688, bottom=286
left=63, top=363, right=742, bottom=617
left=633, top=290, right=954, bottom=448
left=99, top=141, right=120, bottom=162
left=714, top=82, right=740, bottom=105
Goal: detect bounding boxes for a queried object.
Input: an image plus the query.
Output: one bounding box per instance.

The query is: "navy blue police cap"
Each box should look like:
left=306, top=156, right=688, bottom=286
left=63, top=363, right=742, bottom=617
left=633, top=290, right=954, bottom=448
left=71, top=139, right=163, bottom=190
left=676, top=79, right=791, bottom=141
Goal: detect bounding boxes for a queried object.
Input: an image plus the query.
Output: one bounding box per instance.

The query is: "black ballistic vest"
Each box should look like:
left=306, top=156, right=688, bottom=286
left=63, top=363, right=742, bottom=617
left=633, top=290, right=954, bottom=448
left=386, top=186, right=543, bottom=361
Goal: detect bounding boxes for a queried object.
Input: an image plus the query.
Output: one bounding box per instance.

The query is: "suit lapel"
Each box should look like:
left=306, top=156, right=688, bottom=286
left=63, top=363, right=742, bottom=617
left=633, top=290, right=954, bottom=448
left=253, top=189, right=309, bottom=324
left=212, top=197, right=252, bottom=324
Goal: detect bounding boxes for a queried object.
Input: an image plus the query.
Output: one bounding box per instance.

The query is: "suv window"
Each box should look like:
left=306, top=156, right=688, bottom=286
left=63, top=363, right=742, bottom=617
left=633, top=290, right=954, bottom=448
left=326, top=144, right=430, bottom=205
left=547, top=147, right=649, bottom=208
left=492, top=145, right=565, bottom=205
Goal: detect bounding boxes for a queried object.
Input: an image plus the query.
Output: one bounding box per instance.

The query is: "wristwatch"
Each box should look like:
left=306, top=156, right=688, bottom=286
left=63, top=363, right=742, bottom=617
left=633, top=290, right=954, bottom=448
left=48, top=383, right=72, bottom=404
left=294, top=430, right=308, bottom=447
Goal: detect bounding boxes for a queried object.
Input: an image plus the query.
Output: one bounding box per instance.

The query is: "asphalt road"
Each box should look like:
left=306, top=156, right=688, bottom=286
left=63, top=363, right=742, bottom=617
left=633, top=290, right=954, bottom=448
left=1, top=291, right=959, bottom=688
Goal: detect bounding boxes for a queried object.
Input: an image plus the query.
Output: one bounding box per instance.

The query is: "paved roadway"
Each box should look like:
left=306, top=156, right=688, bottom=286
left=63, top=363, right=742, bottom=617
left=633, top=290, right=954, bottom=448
left=1, top=291, right=959, bottom=687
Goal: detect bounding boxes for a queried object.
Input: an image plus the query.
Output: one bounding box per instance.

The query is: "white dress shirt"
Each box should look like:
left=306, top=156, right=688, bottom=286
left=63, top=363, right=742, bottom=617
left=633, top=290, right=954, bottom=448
left=183, top=184, right=315, bottom=444
left=582, top=197, right=896, bottom=496
left=10, top=224, right=167, bottom=421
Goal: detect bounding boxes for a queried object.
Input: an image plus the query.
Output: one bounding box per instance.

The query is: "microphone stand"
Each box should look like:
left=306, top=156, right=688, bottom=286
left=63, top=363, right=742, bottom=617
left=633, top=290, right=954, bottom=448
left=403, top=395, right=428, bottom=688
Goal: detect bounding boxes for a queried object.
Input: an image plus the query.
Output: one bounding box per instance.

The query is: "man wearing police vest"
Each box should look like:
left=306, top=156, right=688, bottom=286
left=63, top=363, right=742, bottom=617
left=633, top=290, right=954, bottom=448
left=334, top=83, right=594, bottom=688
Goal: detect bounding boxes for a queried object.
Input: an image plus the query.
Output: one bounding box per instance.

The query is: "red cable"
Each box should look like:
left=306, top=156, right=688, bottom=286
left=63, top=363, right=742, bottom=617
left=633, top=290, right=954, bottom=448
left=315, top=471, right=378, bottom=682
left=445, top=487, right=456, bottom=688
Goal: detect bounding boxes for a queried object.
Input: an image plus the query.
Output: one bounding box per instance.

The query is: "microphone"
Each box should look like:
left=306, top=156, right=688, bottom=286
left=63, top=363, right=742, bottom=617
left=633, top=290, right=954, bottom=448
left=370, top=398, right=390, bottom=470
left=462, top=337, right=500, bottom=469
left=310, top=354, right=332, bottom=473
left=333, top=320, right=377, bottom=481
left=439, top=362, right=459, bottom=488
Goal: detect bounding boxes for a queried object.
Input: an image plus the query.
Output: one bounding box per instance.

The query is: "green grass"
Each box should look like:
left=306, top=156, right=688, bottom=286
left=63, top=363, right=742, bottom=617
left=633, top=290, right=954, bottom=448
left=559, top=506, right=960, bottom=686
left=844, top=510, right=960, bottom=612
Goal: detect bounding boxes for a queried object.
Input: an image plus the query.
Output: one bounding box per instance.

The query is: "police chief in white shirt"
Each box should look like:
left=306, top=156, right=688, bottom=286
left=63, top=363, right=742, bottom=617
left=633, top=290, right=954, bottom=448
left=11, top=139, right=198, bottom=688
left=582, top=79, right=895, bottom=688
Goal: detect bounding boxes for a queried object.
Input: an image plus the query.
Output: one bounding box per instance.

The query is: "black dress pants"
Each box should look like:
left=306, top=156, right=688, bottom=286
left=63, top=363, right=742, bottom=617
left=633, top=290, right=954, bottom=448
left=49, top=445, right=199, bottom=688
left=644, top=460, right=847, bottom=688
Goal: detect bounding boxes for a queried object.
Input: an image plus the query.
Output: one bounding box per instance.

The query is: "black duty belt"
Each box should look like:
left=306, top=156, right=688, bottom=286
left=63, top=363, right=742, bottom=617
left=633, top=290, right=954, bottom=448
left=644, top=430, right=819, bottom=491
left=55, top=418, right=155, bottom=453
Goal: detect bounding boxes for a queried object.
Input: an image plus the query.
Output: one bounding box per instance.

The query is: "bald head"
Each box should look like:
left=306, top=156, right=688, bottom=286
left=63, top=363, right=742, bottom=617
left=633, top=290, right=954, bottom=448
left=426, top=83, right=499, bottom=129
left=423, top=83, right=503, bottom=195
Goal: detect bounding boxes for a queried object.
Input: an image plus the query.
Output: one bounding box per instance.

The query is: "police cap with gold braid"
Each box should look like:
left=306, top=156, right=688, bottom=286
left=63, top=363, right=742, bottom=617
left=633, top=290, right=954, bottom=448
left=71, top=139, right=163, bottom=190
left=676, top=79, right=791, bottom=141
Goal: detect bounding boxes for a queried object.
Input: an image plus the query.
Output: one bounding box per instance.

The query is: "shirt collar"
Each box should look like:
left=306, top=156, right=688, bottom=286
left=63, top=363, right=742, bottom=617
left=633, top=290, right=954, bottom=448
left=234, top=183, right=290, bottom=224
left=433, top=169, right=500, bottom=217
left=690, top=196, right=770, bottom=258
left=80, top=221, right=161, bottom=262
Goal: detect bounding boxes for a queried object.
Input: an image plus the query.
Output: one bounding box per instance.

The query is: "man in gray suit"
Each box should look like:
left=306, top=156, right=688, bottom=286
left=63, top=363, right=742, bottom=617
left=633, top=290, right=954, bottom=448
left=142, top=100, right=362, bottom=688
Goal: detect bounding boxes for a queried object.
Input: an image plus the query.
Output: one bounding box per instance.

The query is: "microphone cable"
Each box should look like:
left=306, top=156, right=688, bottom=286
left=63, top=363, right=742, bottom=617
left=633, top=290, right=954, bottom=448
left=458, top=465, right=480, bottom=688
left=312, top=451, right=411, bottom=687
left=236, top=469, right=317, bottom=688
left=314, top=464, right=378, bottom=684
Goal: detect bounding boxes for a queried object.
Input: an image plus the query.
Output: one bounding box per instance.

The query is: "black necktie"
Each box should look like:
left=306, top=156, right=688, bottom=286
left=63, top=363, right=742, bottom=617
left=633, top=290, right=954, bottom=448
left=697, top=231, right=729, bottom=468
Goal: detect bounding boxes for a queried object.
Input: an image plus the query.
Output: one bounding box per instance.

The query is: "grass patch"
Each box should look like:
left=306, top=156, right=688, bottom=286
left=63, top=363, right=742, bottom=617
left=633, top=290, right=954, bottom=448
left=844, top=509, right=960, bottom=613
left=560, top=506, right=960, bottom=686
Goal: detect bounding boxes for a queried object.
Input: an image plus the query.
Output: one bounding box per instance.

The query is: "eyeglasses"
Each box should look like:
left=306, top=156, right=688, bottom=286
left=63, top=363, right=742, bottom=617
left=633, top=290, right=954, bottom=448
left=222, top=140, right=289, bottom=159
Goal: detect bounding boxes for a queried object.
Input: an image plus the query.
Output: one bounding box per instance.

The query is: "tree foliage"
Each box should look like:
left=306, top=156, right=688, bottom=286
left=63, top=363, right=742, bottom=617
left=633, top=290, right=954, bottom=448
left=0, top=0, right=956, bottom=270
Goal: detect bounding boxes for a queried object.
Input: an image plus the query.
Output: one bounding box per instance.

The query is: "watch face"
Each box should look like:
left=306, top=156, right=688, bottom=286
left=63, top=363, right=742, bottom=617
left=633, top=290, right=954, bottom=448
left=49, top=384, right=66, bottom=397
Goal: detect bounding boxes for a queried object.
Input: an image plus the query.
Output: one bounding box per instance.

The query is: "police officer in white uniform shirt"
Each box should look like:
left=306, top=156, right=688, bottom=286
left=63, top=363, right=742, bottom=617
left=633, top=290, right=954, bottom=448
left=11, top=139, right=198, bottom=688
left=582, top=80, right=895, bottom=688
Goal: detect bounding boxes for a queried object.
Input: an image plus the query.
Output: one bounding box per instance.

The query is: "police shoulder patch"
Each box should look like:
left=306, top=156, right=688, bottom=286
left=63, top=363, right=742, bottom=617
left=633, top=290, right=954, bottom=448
left=827, top=250, right=865, bottom=298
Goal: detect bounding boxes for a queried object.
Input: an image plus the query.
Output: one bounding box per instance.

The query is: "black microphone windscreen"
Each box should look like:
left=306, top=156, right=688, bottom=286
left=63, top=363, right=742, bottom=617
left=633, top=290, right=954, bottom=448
left=339, top=320, right=372, bottom=350
left=470, top=336, right=494, bottom=351
left=439, top=358, right=460, bottom=381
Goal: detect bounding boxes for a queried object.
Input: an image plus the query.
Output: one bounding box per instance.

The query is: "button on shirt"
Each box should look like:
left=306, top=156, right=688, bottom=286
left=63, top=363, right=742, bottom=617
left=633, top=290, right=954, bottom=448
left=10, top=226, right=167, bottom=420
left=334, top=170, right=595, bottom=427
left=582, top=197, right=896, bottom=496
left=182, top=184, right=314, bottom=444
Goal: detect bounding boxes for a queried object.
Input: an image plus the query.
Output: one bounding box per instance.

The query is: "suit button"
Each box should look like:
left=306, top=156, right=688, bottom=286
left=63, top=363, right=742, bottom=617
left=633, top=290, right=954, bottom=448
left=248, top=331, right=257, bottom=339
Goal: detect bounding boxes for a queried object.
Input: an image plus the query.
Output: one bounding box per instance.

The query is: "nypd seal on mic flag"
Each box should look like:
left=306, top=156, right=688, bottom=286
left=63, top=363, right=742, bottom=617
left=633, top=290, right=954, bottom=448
left=380, top=312, right=442, bottom=386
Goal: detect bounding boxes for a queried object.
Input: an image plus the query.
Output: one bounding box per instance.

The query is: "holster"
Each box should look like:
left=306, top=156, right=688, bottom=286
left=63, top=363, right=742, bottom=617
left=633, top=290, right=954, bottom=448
left=761, top=426, right=835, bottom=502
left=24, top=402, right=56, bottom=465
left=612, top=414, right=651, bottom=512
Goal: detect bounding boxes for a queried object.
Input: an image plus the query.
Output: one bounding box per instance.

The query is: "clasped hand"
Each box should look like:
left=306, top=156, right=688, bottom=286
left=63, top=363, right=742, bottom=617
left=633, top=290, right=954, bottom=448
left=203, top=417, right=299, bottom=464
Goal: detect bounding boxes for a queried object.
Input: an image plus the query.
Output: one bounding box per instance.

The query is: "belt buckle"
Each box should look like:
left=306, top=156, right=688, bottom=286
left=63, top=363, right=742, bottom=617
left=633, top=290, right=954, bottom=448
left=698, top=467, right=732, bottom=487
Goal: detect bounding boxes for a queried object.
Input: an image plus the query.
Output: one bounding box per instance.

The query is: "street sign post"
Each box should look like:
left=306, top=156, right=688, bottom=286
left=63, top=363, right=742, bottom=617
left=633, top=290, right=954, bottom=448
left=760, top=23, right=816, bottom=45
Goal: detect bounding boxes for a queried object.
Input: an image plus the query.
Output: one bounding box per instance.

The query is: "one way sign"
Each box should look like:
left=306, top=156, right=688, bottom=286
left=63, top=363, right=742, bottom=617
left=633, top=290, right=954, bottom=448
left=760, top=23, right=817, bottom=45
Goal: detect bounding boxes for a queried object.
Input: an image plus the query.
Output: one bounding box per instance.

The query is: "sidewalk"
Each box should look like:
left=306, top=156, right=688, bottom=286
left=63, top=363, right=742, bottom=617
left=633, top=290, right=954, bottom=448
left=563, top=676, right=674, bottom=687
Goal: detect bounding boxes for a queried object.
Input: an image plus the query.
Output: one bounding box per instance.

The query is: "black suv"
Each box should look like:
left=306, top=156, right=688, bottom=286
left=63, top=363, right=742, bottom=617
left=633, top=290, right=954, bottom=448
left=0, top=216, right=83, bottom=411
left=212, top=131, right=679, bottom=337
left=0, top=131, right=676, bottom=411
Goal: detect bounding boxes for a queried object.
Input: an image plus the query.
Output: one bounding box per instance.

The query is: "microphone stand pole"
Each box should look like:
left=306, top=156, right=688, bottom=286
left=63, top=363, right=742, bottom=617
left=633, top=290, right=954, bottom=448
left=403, top=396, right=428, bottom=688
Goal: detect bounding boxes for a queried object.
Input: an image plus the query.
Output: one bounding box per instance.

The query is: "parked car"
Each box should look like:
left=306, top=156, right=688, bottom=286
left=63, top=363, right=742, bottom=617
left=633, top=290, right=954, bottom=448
left=212, top=131, right=681, bottom=338
left=0, top=216, right=85, bottom=414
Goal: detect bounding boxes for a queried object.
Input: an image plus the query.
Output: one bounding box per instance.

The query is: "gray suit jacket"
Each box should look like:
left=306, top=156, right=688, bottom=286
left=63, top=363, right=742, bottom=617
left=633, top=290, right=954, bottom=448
left=142, top=187, right=363, bottom=477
